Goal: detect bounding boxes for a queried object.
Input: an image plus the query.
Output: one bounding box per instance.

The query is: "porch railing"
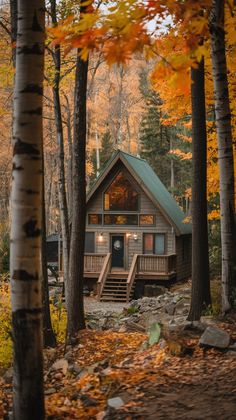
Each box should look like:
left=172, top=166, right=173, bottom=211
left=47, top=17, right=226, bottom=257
left=126, top=253, right=138, bottom=301
left=97, top=253, right=112, bottom=299
left=84, top=253, right=107, bottom=272
left=137, top=254, right=177, bottom=274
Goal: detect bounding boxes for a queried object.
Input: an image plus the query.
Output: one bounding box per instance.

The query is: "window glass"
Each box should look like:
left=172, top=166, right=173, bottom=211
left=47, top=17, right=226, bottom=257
left=154, top=234, right=165, bottom=255
left=143, top=234, right=153, bottom=254
left=140, top=215, right=155, bottom=226
left=104, top=214, right=138, bottom=225
left=88, top=214, right=102, bottom=225
left=143, top=233, right=165, bottom=254
left=85, top=232, right=95, bottom=253
left=104, top=171, right=139, bottom=211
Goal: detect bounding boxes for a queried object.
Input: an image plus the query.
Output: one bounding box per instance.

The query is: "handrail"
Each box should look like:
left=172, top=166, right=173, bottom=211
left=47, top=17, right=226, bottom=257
left=137, top=254, right=177, bottom=274
left=97, top=253, right=112, bottom=299
left=126, top=253, right=138, bottom=302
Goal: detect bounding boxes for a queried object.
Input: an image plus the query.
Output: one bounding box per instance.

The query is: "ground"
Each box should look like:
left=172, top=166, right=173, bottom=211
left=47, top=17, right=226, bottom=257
left=1, top=294, right=236, bottom=419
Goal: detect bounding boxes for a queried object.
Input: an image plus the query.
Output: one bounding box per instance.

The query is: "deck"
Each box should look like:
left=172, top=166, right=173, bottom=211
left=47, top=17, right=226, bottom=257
left=84, top=253, right=177, bottom=302
left=84, top=253, right=176, bottom=280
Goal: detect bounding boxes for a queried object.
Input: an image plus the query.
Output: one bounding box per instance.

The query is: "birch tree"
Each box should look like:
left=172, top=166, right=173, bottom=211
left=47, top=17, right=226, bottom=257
left=210, top=0, right=236, bottom=312
left=11, top=1, right=45, bottom=418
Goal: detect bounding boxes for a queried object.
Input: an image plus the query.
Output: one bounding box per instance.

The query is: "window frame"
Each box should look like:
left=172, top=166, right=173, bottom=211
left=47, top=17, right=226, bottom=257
left=103, top=170, right=140, bottom=212
left=143, top=233, right=166, bottom=255
left=139, top=214, right=155, bottom=226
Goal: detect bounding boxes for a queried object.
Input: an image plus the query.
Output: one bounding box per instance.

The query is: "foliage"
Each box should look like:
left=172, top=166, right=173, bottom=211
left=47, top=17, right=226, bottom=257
left=208, top=221, right=221, bottom=278
left=50, top=301, right=67, bottom=343
left=0, top=223, right=10, bottom=273
left=0, top=283, right=12, bottom=368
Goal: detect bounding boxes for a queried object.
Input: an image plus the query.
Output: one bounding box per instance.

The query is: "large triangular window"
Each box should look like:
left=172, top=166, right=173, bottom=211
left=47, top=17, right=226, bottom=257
left=104, top=171, right=139, bottom=211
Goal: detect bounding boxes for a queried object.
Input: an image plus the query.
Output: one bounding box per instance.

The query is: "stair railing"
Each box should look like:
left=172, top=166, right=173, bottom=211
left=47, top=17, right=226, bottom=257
left=126, top=253, right=138, bottom=302
left=97, top=253, right=112, bottom=300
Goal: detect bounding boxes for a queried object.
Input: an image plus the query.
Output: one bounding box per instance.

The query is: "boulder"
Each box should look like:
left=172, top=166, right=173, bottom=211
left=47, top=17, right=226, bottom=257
left=199, top=326, right=230, bottom=349
left=144, top=285, right=167, bottom=297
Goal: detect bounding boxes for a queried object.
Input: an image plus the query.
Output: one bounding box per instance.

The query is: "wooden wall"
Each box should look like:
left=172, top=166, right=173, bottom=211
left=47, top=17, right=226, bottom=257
left=175, top=235, right=192, bottom=280
left=86, top=163, right=176, bottom=269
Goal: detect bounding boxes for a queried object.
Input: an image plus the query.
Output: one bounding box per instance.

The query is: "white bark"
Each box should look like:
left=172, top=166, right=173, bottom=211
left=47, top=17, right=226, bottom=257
left=210, top=0, right=235, bottom=312
left=11, top=0, right=45, bottom=417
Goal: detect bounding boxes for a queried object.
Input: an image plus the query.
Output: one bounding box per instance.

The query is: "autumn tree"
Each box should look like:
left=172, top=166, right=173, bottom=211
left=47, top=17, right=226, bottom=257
left=11, top=0, right=45, bottom=418
left=188, top=59, right=211, bottom=321
left=210, top=0, right=236, bottom=312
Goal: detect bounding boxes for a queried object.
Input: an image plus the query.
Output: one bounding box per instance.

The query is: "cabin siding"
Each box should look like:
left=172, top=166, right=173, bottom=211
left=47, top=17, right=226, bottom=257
left=175, top=235, right=191, bottom=280
left=86, top=167, right=175, bottom=270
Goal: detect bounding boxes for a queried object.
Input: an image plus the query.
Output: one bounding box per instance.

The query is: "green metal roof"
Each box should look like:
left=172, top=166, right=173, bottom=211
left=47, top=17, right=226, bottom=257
left=87, top=150, right=192, bottom=236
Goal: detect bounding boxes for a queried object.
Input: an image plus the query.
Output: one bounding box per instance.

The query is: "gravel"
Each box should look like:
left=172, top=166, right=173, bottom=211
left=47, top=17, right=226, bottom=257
left=84, top=297, right=128, bottom=314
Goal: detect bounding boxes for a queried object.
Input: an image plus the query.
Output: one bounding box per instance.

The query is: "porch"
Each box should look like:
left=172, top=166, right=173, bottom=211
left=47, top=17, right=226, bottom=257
left=84, top=253, right=177, bottom=302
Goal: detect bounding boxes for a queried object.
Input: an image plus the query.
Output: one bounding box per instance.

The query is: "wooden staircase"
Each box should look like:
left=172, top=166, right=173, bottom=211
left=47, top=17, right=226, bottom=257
left=100, top=273, right=135, bottom=302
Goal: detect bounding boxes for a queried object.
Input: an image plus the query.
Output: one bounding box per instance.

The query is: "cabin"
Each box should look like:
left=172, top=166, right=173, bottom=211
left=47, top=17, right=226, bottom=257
left=47, top=150, right=192, bottom=302
left=84, top=150, right=191, bottom=301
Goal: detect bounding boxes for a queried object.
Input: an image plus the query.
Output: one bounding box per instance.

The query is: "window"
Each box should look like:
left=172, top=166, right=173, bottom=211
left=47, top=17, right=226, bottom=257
left=85, top=232, right=95, bottom=253
left=104, top=171, right=139, bottom=211
left=140, top=215, right=155, bottom=226
left=104, top=214, right=138, bottom=225
left=88, top=214, right=102, bottom=225
left=143, top=233, right=165, bottom=255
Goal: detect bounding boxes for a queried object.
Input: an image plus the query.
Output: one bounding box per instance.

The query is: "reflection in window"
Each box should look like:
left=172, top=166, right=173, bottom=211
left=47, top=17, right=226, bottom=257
left=104, top=171, right=139, bottom=211
left=104, top=214, right=138, bottom=225
left=88, top=214, right=102, bottom=225
left=143, top=233, right=165, bottom=255
left=140, top=215, right=155, bottom=226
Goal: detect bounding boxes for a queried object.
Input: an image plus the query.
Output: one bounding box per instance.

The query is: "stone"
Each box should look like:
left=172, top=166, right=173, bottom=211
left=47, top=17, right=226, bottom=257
left=165, top=302, right=176, bottom=316
left=51, top=358, right=69, bottom=374
left=107, top=397, right=124, bottom=409
left=144, top=285, right=167, bottom=297
left=199, top=326, right=230, bottom=349
left=228, top=343, right=236, bottom=351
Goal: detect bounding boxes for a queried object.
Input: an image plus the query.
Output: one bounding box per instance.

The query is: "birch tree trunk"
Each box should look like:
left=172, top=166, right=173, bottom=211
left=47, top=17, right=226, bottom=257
left=210, top=0, right=236, bottom=313
left=11, top=1, right=45, bottom=418
left=67, top=49, right=88, bottom=339
left=188, top=59, right=211, bottom=321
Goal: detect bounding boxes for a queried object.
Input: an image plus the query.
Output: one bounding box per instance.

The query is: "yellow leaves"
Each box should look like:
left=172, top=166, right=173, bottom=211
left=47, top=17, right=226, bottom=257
left=170, top=149, right=192, bottom=160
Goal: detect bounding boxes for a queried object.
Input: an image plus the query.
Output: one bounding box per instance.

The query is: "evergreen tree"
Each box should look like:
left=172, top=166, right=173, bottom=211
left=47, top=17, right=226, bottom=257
left=139, top=68, right=191, bottom=207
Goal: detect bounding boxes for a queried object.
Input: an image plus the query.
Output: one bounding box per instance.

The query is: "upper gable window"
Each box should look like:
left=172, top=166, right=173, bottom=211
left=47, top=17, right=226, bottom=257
left=104, top=171, right=139, bottom=211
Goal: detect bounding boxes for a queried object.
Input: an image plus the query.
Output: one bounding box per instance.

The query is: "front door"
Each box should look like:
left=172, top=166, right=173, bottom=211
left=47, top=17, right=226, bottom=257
left=111, top=235, right=124, bottom=268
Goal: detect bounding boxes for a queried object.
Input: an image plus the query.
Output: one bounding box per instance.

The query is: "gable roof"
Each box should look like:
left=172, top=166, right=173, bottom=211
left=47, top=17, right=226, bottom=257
left=87, top=150, right=192, bottom=236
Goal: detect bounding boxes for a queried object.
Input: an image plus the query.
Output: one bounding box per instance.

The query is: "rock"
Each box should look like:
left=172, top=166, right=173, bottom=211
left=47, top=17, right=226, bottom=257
left=125, top=321, right=146, bottom=332
left=144, top=285, right=167, bottom=297
left=51, top=358, right=68, bottom=374
left=165, top=302, right=176, bottom=315
left=199, top=326, right=230, bottom=349
left=174, top=298, right=190, bottom=316
left=107, top=397, right=124, bottom=409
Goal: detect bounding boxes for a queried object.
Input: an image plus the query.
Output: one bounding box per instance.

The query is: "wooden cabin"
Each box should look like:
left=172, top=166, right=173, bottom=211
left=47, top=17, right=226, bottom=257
left=47, top=151, right=191, bottom=301
left=84, top=150, right=192, bottom=302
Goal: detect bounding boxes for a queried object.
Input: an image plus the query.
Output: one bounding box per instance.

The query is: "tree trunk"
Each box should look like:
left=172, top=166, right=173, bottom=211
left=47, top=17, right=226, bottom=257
left=67, top=50, right=88, bottom=339
left=50, top=0, right=70, bottom=298
left=210, top=0, right=236, bottom=313
left=188, top=59, right=211, bottom=321
left=11, top=1, right=45, bottom=418
left=42, top=154, right=56, bottom=348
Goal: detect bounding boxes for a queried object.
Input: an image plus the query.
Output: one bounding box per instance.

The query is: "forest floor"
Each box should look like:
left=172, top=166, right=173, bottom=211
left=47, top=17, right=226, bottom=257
left=1, top=292, right=236, bottom=419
